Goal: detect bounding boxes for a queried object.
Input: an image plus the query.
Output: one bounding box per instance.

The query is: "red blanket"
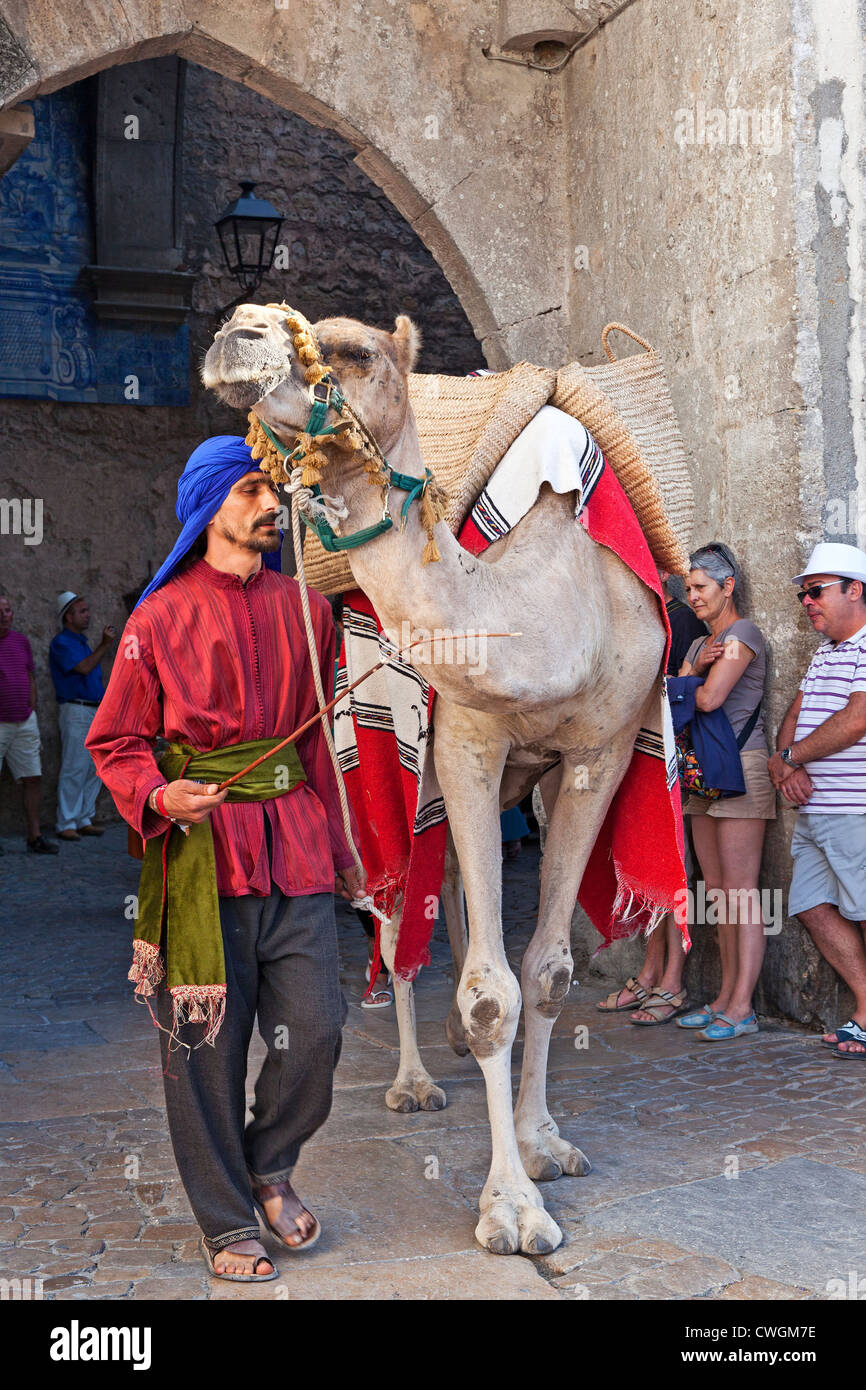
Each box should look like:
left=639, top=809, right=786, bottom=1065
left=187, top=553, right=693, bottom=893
left=336, top=451, right=689, bottom=980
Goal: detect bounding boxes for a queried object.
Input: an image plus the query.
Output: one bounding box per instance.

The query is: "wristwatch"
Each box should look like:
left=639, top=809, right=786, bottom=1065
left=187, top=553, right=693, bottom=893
left=780, top=747, right=796, bottom=767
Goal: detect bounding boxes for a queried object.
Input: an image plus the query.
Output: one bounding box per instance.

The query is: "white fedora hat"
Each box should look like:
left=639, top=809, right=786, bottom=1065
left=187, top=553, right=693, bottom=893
left=792, top=542, right=866, bottom=586
left=56, top=590, right=80, bottom=624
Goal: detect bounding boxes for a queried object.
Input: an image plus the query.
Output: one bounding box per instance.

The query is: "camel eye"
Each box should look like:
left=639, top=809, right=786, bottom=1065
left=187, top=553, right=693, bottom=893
left=347, top=346, right=376, bottom=364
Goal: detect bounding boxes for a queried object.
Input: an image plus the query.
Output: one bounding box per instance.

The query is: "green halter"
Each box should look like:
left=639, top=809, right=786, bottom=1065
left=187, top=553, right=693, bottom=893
left=256, top=388, right=435, bottom=554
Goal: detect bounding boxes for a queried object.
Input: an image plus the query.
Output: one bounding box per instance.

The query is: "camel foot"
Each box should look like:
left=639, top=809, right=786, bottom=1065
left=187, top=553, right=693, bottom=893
left=385, top=1076, right=447, bottom=1112
left=518, top=1132, right=592, bottom=1182
left=445, top=1003, right=470, bottom=1057
left=475, top=1197, right=562, bottom=1256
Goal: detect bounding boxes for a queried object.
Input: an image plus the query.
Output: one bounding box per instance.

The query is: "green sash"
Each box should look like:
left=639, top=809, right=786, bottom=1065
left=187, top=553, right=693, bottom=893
left=132, top=738, right=305, bottom=1041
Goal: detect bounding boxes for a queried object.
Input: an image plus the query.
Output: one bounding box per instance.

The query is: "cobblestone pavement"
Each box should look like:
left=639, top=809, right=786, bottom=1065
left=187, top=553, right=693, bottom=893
left=1, top=826, right=864, bottom=1301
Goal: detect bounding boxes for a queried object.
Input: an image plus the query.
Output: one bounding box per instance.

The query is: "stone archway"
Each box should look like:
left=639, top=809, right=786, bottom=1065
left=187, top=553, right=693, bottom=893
left=0, top=1, right=571, bottom=368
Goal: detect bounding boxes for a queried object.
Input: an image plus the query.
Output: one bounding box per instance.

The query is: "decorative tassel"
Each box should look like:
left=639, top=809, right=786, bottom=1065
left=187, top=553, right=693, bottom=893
left=419, top=479, right=449, bottom=564
left=422, top=537, right=442, bottom=564
left=170, top=985, right=227, bottom=1048
left=129, top=938, right=165, bottom=997
left=245, top=413, right=290, bottom=485
left=301, top=464, right=324, bottom=487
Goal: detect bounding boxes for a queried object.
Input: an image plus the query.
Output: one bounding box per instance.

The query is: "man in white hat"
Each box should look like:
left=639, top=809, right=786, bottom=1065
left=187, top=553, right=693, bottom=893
left=769, top=542, right=866, bottom=1059
left=48, top=592, right=116, bottom=841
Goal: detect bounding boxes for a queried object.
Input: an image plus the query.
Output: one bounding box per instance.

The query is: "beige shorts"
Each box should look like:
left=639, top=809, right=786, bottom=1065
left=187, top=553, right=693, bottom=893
left=684, top=747, right=777, bottom=820
left=0, top=710, right=41, bottom=780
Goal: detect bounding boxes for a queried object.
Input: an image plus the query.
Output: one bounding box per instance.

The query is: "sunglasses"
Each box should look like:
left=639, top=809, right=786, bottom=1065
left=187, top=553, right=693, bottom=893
left=797, top=580, right=844, bottom=604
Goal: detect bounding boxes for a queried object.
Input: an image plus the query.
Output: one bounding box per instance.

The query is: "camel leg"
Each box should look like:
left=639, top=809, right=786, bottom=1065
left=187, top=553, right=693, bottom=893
left=514, top=733, right=637, bottom=1180
left=379, top=903, right=447, bottom=1113
left=435, top=706, right=561, bottom=1257
left=441, top=829, right=470, bottom=1056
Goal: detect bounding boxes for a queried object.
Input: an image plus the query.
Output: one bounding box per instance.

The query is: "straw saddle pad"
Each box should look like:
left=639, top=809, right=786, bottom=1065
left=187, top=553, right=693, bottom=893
left=297, top=323, right=694, bottom=595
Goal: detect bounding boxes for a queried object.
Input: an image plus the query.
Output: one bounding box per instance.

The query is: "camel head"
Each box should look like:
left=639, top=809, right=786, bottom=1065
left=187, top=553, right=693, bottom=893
left=201, top=302, right=450, bottom=562
left=201, top=302, right=421, bottom=459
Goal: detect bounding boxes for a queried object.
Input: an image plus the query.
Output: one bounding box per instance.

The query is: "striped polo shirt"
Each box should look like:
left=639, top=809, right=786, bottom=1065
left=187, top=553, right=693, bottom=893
left=794, top=621, right=866, bottom=813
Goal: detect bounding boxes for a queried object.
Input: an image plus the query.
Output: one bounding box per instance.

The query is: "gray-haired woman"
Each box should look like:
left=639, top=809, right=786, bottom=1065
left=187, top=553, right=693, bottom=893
left=671, top=542, right=776, bottom=1040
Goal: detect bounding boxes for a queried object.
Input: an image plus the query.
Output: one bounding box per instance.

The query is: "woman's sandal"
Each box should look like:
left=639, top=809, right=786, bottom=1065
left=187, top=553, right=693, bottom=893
left=629, top=988, right=688, bottom=1026
left=251, top=1180, right=322, bottom=1253
left=596, top=976, right=650, bottom=1012
left=200, top=1236, right=278, bottom=1283
left=677, top=1004, right=718, bottom=1029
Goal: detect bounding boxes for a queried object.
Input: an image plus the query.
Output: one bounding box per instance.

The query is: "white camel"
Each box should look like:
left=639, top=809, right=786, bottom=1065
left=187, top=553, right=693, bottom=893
left=202, top=307, right=666, bottom=1256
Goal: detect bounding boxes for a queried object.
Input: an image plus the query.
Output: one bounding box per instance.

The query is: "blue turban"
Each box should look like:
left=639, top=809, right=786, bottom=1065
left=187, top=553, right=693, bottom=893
left=135, top=436, right=282, bottom=608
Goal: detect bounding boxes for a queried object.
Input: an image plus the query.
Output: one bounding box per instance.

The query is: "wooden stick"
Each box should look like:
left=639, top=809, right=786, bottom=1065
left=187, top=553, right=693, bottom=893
left=214, top=631, right=521, bottom=793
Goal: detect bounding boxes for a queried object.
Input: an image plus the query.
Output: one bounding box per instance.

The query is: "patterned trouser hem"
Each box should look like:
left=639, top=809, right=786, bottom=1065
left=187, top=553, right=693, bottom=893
left=247, top=1162, right=296, bottom=1187
left=202, top=1225, right=261, bottom=1255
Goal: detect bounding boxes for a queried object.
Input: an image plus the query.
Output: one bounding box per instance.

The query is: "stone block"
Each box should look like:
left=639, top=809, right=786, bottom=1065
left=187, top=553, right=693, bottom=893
left=587, top=1157, right=866, bottom=1292
left=208, top=1249, right=562, bottom=1300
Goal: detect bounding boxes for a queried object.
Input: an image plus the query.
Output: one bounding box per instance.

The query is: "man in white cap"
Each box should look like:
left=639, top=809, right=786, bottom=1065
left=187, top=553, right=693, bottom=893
left=48, top=592, right=116, bottom=841
left=768, top=542, right=866, bottom=1059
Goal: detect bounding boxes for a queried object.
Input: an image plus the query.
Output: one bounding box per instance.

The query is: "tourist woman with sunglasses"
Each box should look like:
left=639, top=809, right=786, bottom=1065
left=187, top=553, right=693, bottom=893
left=673, top=543, right=776, bottom=1040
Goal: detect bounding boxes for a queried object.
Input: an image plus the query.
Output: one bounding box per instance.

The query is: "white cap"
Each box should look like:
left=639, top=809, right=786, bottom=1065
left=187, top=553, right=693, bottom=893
left=792, top=542, right=866, bottom=586
left=56, top=591, right=80, bottom=624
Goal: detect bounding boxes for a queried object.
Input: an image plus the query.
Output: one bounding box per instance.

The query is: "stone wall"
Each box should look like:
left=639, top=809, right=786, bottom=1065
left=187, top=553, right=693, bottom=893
left=564, top=0, right=866, bottom=1027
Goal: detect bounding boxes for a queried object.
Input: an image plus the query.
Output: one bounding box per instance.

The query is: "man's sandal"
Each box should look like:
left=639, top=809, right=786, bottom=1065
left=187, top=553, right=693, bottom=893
left=629, top=988, right=688, bottom=1026
left=200, top=1237, right=278, bottom=1282
left=821, top=1019, right=866, bottom=1049
left=251, top=1180, right=322, bottom=1253
left=596, top=977, right=650, bottom=1012
left=831, top=1019, right=866, bottom=1059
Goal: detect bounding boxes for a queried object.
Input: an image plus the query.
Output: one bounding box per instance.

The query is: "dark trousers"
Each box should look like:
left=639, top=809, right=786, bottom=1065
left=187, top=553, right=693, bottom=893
left=157, top=885, right=346, bottom=1252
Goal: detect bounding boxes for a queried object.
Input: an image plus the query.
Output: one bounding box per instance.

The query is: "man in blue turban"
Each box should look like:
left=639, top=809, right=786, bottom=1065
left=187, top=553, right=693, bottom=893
left=136, top=435, right=284, bottom=606
left=87, top=435, right=364, bottom=1282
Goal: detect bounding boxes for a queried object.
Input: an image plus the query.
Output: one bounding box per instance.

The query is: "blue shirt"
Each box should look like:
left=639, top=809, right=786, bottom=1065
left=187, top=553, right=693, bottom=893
left=49, top=630, right=105, bottom=704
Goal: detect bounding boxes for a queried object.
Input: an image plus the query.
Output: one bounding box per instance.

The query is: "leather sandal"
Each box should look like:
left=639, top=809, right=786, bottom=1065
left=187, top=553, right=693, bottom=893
left=596, top=976, right=650, bottom=1012
left=200, top=1236, right=278, bottom=1282
left=629, top=987, right=688, bottom=1026
left=251, top=1179, right=322, bottom=1253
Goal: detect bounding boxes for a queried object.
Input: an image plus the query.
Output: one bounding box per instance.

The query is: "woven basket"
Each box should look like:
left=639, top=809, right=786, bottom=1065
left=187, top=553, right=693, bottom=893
left=296, top=324, right=693, bottom=594
left=553, top=324, right=694, bottom=574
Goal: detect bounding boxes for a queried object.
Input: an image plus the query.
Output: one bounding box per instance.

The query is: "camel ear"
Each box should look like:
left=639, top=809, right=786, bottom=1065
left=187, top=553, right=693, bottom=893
left=391, top=315, right=421, bottom=375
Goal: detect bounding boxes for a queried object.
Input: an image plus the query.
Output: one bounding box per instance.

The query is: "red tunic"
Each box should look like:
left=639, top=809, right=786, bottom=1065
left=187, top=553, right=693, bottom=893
left=85, top=557, right=358, bottom=897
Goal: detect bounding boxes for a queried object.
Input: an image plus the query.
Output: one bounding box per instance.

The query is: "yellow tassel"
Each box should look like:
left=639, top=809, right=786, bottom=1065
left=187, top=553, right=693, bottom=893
left=422, top=537, right=441, bottom=564
left=301, top=464, right=324, bottom=487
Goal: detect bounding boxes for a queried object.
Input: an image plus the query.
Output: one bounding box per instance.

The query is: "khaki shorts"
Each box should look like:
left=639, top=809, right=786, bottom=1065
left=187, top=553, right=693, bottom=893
left=0, top=710, right=41, bottom=780
left=789, top=812, right=866, bottom=921
left=684, top=748, right=776, bottom=820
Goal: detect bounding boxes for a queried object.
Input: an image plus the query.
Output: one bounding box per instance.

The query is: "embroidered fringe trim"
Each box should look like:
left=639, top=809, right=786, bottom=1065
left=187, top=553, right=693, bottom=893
left=611, top=881, right=670, bottom=938
left=170, top=985, right=227, bottom=1047
left=129, top=938, right=165, bottom=997
left=363, top=874, right=404, bottom=999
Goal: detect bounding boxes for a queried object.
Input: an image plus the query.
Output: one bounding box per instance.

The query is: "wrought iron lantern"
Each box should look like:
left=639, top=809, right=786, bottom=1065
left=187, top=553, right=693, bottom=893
left=214, top=181, right=284, bottom=310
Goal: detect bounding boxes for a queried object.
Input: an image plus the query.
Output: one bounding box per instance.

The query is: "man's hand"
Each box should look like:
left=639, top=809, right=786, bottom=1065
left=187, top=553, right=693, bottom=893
left=161, top=780, right=228, bottom=822
left=778, top=766, right=813, bottom=806
left=767, top=750, right=796, bottom=789
left=335, top=864, right=367, bottom=903
left=101, top=625, right=117, bottom=646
